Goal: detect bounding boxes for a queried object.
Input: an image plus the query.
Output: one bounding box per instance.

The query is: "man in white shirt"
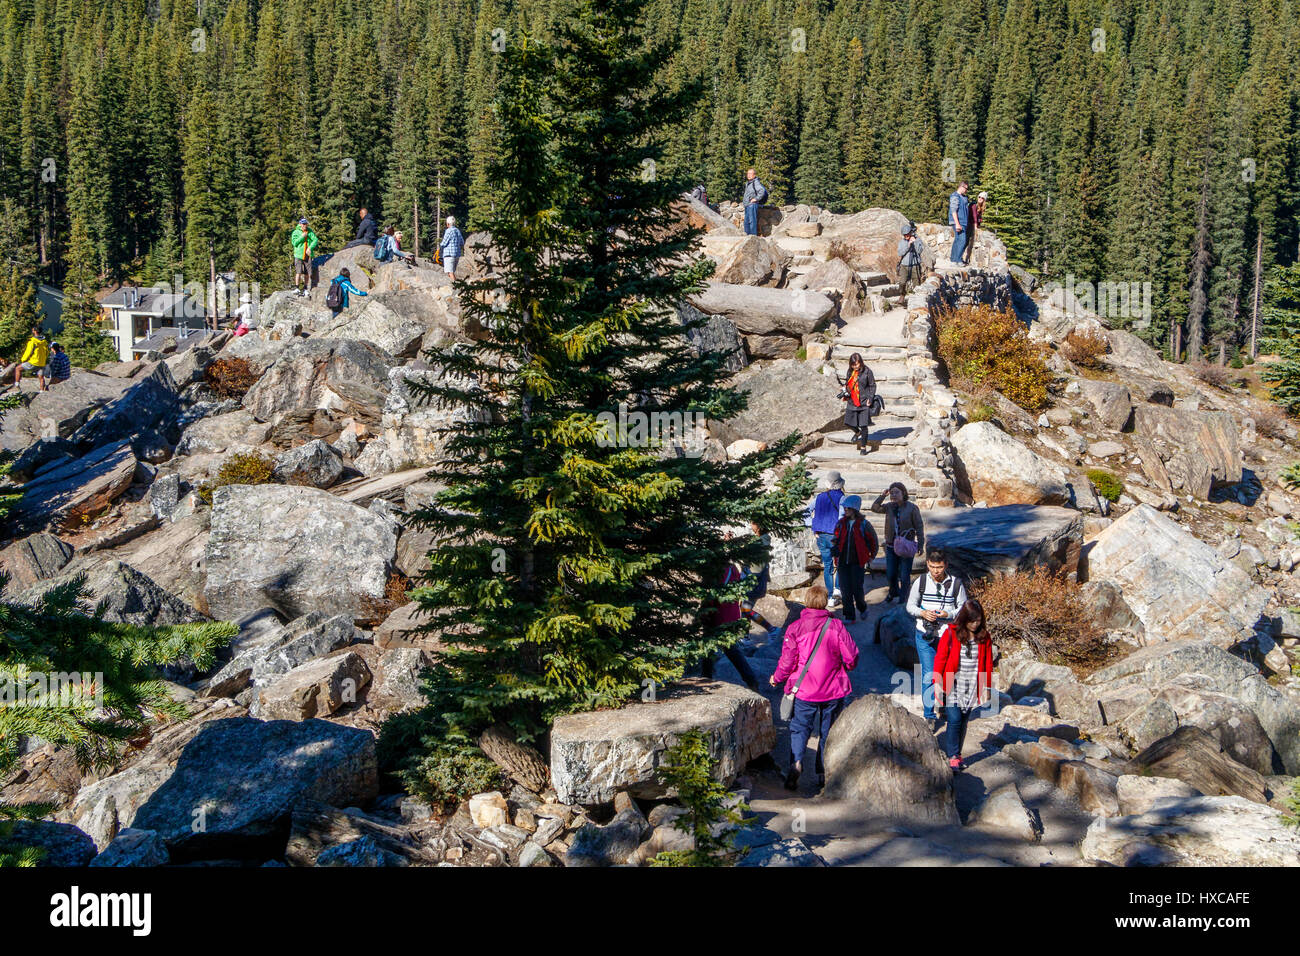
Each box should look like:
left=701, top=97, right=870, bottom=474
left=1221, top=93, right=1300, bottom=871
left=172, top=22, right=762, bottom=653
left=906, top=547, right=968, bottom=731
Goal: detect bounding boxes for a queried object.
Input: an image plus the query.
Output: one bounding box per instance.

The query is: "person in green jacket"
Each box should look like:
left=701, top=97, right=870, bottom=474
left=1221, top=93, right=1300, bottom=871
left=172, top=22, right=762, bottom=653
left=291, top=218, right=320, bottom=297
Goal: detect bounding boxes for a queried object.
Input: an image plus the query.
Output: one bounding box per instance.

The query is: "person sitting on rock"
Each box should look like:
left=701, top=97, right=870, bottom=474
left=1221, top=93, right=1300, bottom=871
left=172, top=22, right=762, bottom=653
left=391, top=230, right=416, bottom=265
left=231, top=292, right=258, bottom=336
left=15, top=325, right=49, bottom=390
left=343, top=207, right=378, bottom=249
left=872, top=481, right=924, bottom=605
left=933, top=597, right=995, bottom=772
left=839, top=352, right=876, bottom=454
left=906, top=547, right=968, bottom=732
left=326, top=267, right=367, bottom=317
left=47, top=342, right=71, bottom=386
left=770, top=584, right=859, bottom=791
left=832, top=495, right=878, bottom=623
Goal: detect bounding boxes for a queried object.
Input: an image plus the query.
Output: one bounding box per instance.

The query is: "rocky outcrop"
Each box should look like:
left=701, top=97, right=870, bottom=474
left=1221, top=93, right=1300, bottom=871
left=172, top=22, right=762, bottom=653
left=951, top=421, right=1070, bottom=506
left=272, top=439, right=344, bottom=488
left=710, top=236, right=789, bottom=287
left=923, top=504, right=1084, bottom=580
left=9, top=439, right=138, bottom=531
left=708, top=359, right=844, bottom=450
left=203, top=485, right=398, bottom=622
left=1133, top=405, right=1241, bottom=499
left=1083, top=505, right=1270, bottom=648
left=548, top=679, right=775, bottom=805
left=688, top=282, right=836, bottom=338
left=1080, top=796, right=1300, bottom=866
left=251, top=650, right=373, bottom=720
left=242, top=338, right=393, bottom=429
left=22, top=558, right=206, bottom=628
left=0, top=533, right=74, bottom=589
left=821, top=694, right=959, bottom=825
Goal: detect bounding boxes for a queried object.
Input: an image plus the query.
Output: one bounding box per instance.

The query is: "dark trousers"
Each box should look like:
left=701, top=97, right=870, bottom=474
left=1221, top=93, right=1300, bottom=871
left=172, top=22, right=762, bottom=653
left=944, top=703, right=974, bottom=759
left=702, top=643, right=758, bottom=690
left=743, top=202, right=760, bottom=235
left=837, top=562, right=866, bottom=619
left=884, top=549, right=913, bottom=601
left=789, top=696, right=847, bottom=775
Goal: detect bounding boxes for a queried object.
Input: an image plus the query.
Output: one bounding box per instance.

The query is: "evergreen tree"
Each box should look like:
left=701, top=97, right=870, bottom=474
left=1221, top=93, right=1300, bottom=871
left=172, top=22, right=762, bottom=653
left=0, top=267, right=43, bottom=361
left=383, top=0, right=810, bottom=804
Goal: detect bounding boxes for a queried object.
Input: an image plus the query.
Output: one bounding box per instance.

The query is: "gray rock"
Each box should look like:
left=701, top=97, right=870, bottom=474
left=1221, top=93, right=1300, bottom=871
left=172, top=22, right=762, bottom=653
left=206, top=611, right=364, bottom=696
left=549, top=678, right=775, bottom=805
left=149, top=473, right=183, bottom=521
left=1077, top=379, right=1134, bottom=432
left=88, top=828, right=170, bottom=867
left=204, top=484, right=398, bottom=622
left=7, top=437, right=77, bottom=482
left=129, top=717, right=379, bottom=860
left=952, top=422, right=1070, bottom=506
left=688, top=281, right=836, bottom=338
left=680, top=301, right=745, bottom=374
left=272, top=439, right=344, bottom=488
left=1133, top=405, right=1241, bottom=499
left=1115, top=774, right=1202, bottom=815
left=708, top=359, right=845, bottom=449
left=0, top=373, right=130, bottom=453
left=736, top=837, right=826, bottom=867
left=924, top=504, right=1084, bottom=580
left=564, top=807, right=651, bottom=866
left=251, top=650, right=372, bottom=720
left=175, top=409, right=272, bottom=457
left=22, top=558, right=205, bottom=628
left=242, top=338, right=393, bottom=428
left=69, top=362, right=182, bottom=452
left=1081, top=796, right=1300, bottom=866
left=0, top=532, right=74, bottom=589
left=969, top=784, right=1042, bottom=842
left=0, top=820, right=97, bottom=866
left=822, top=694, right=959, bottom=825
left=316, top=835, right=409, bottom=867
left=8, top=439, right=138, bottom=531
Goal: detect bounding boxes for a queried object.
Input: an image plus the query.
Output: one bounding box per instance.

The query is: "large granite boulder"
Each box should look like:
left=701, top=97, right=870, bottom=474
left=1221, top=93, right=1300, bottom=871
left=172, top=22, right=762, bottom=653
left=951, top=422, right=1070, bottom=506
left=1077, top=379, right=1135, bottom=432
left=798, top=257, right=870, bottom=318
left=8, top=439, right=138, bottom=531
left=817, top=208, right=930, bottom=278
left=822, top=694, right=959, bottom=824
left=1080, top=796, right=1300, bottom=866
left=1133, top=405, right=1241, bottom=499
left=205, top=611, right=366, bottom=697
left=175, top=409, right=272, bottom=457
left=688, top=282, right=836, bottom=338
left=242, top=338, right=393, bottom=428
left=708, top=359, right=844, bottom=449
left=21, top=558, right=206, bottom=628
left=0, top=373, right=131, bottom=452
left=318, top=296, right=428, bottom=359
left=710, top=236, right=790, bottom=287
left=272, top=439, right=344, bottom=488
left=126, top=717, right=378, bottom=861
left=1082, top=505, right=1270, bottom=648
left=680, top=301, right=745, bottom=374
left=204, top=485, right=398, bottom=622
left=69, top=362, right=182, bottom=452
left=0, top=820, right=97, bottom=866
left=360, top=366, right=487, bottom=474
left=251, top=650, right=373, bottom=720
left=549, top=679, right=775, bottom=805
left=922, top=505, right=1084, bottom=580
left=0, top=533, right=74, bottom=589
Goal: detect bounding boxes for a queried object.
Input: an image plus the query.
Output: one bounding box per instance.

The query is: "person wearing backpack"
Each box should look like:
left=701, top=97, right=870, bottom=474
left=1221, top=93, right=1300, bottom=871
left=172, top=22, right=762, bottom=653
left=439, top=216, right=465, bottom=277
left=374, top=226, right=396, bottom=263
left=810, top=471, right=846, bottom=606
left=325, top=267, right=367, bottom=317
left=872, top=482, right=925, bottom=605
left=948, top=182, right=971, bottom=264
left=770, top=584, right=859, bottom=791
left=291, top=218, right=319, bottom=297
left=897, top=221, right=925, bottom=305
left=832, top=495, right=879, bottom=623
left=906, top=547, right=968, bottom=731
left=933, top=598, right=995, bottom=771
left=742, top=168, right=768, bottom=236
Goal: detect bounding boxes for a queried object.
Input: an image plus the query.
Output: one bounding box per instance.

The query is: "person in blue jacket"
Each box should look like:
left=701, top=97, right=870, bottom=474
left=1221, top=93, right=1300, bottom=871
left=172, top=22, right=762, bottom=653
left=327, top=268, right=367, bottom=316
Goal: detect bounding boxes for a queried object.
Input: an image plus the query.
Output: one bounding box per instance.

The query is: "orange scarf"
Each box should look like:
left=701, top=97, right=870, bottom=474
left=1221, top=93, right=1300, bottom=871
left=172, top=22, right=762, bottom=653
left=847, top=368, right=861, bottom=406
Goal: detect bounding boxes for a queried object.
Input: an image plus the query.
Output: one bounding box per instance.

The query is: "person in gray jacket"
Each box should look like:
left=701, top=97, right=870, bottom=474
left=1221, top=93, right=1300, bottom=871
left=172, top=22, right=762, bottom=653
left=742, top=168, right=768, bottom=236
left=897, top=221, right=925, bottom=305
left=872, top=481, right=925, bottom=604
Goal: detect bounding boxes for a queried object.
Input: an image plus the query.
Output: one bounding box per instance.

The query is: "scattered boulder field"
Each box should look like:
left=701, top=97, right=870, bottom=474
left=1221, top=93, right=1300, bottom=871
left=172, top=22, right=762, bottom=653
left=2, top=201, right=1297, bottom=867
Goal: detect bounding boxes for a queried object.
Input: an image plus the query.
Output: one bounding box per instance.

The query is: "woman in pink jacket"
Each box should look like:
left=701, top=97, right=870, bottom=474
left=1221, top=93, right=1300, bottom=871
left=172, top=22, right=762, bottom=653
left=769, top=585, right=859, bottom=790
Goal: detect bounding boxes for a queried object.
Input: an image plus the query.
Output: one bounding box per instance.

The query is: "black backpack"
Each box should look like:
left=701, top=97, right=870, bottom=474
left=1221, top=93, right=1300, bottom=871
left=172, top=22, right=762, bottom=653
left=324, top=277, right=344, bottom=310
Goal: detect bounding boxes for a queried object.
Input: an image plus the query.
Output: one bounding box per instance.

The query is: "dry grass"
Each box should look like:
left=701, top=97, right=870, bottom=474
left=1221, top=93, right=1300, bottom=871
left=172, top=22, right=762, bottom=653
left=936, top=304, right=1053, bottom=411
left=1253, top=404, right=1292, bottom=441
left=974, top=567, right=1115, bottom=674
left=204, top=357, right=258, bottom=399
left=1193, top=362, right=1231, bottom=390
left=1062, top=328, right=1110, bottom=369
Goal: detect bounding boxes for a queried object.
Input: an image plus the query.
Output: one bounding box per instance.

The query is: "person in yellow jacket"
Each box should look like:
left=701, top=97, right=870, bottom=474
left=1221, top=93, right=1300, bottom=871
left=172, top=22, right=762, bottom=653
left=16, top=326, right=49, bottom=390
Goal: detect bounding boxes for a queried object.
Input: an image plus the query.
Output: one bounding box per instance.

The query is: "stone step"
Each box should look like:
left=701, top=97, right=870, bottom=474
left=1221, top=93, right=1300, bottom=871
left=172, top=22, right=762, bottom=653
left=872, top=381, right=918, bottom=399
left=857, top=271, right=891, bottom=287
left=875, top=283, right=902, bottom=298
left=822, top=422, right=917, bottom=446
left=805, top=446, right=908, bottom=467
left=809, top=469, right=945, bottom=498
left=836, top=309, right=910, bottom=349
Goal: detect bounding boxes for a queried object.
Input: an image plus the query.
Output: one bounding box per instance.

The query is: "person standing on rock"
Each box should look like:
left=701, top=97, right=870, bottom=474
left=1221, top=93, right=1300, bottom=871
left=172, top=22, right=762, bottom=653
left=769, top=584, right=859, bottom=791
left=291, top=218, right=319, bottom=297
left=439, top=216, right=465, bottom=277
left=811, top=471, right=846, bottom=607
left=872, top=481, right=924, bottom=604
left=933, top=598, right=994, bottom=771
left=948, top=182, right=970, bottom=264
left=906, top=547, right=967, bottom=731
left=963, top=192, right=987, bottom=265
left=839, top=352, right=876, bottom=454
left=897, top=221, right=925, bottom=305
left=742, top=168, right=768, bottom=236
left=832, top=494, right=878, bottom=623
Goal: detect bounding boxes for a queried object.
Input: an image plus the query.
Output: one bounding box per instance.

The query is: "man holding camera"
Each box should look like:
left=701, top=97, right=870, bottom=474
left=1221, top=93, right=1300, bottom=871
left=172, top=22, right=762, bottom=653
left=905, top=547, right=967, bottom=731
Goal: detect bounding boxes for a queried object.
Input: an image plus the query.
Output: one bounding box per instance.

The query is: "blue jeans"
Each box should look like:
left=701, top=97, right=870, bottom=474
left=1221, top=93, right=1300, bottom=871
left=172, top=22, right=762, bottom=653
left=945, top=704, right=973, bottom=760
left=702, top=643, right=758, bottom=690
left=837, top=563, right=866, bottom=620
left=788, top=696, right=846, bottom=775
left=950, top=228, right=967, bottom=263
left=816, top=533, right=836, bottom=594
left=914, top=630, right=938, bottom=719
left=744, top=202, right=760, bottom=235
left=885, top=549, right=913, bottom=601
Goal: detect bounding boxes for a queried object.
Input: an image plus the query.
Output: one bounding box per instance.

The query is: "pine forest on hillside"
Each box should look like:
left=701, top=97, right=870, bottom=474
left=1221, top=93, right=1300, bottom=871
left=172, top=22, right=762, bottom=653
left=0, top=0, right=1297, bottom=363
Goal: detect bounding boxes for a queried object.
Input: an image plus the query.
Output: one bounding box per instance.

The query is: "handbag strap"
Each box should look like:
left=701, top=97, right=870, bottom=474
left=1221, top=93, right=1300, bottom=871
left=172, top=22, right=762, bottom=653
left=790, top=619, right=832, bottom=698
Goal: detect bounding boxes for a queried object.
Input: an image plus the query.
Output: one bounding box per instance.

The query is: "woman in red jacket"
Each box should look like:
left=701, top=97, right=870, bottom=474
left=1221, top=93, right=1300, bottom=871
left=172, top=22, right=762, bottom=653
left=932, top=598, right=995, bottom=771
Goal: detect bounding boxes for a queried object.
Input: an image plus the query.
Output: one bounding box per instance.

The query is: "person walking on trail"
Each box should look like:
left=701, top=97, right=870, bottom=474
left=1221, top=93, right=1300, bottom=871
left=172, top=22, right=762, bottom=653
left=906, top=547, right=968, bottom=731
left=810, top=471, right=846, bottom=608
left=839, top=352, right=877, bottom=455
left=740, top=519, right=782, bottom=636
left=897, top=221, right=925, bottom=305
left=47, top=342, right=71, bottom=385
left=16, top=326, right=49, bottom=390
left=832, top=494, right=879, bottom=624
left=291, top=218, right=319, bottom=297
left=439, top=216, right=465, bottom=277
left=702, top=560, right=761, bottom=691
left=933, top=598, right=995, bottom=772
left=344, top=207, right=378, bottom=249
left=742, top=168, right=768, bottom=236
left=325, top=267, right=367, bottom=317
left=963, top=192, right=987, bottom=264
left=872, top=481, right=924, bottom=605
left=770, top=584, right=859, bottom=791
left=948, top=182, right=971, bottom=264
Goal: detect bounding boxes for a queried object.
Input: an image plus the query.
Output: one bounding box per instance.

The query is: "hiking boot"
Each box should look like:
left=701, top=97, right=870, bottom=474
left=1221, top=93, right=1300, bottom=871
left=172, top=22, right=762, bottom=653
left=783, top=768, right=800, bottom=791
